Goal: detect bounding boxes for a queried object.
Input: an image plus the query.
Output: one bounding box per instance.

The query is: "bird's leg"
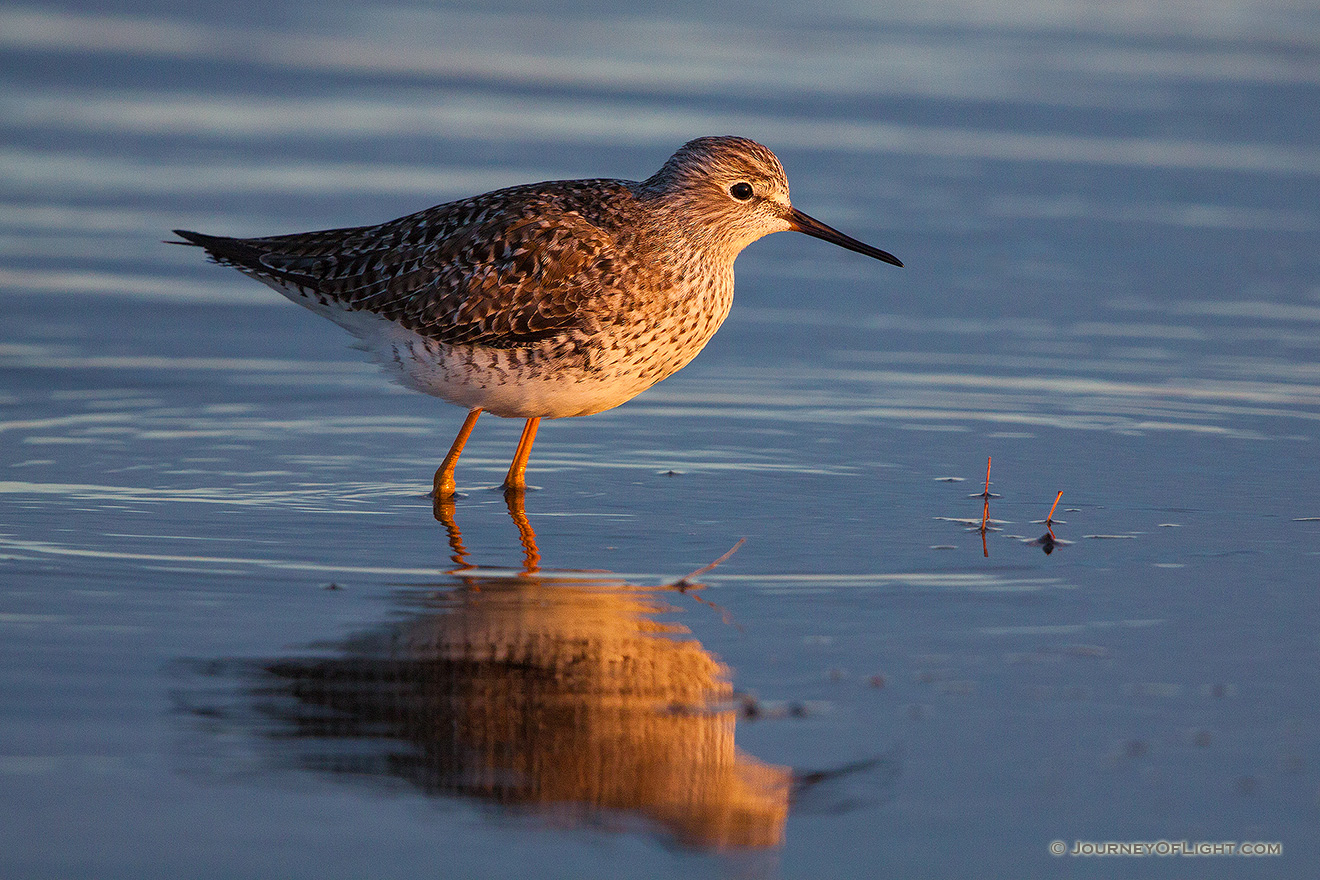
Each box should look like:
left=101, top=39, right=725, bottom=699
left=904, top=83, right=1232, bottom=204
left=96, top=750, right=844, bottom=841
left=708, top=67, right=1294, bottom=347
left=502, top=417, right=540, bottom=494
left=433, top=407, right=481, bottom=499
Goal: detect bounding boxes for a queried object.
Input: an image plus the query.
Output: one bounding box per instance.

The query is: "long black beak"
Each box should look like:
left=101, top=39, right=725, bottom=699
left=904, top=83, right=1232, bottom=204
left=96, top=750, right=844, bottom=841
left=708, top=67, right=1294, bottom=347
left=788, top=208, right=903, bottom=267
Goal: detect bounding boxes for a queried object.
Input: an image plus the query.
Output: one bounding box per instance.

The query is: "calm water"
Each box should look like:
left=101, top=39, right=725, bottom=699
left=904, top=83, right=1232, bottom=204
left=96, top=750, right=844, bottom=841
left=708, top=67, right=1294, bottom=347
left=3, top=1, right=1319, bottom=877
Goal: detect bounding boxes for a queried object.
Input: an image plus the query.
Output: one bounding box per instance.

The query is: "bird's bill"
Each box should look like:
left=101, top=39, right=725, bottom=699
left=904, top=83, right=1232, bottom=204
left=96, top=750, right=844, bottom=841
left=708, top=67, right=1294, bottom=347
left=787, top=208, right=903, bottom=267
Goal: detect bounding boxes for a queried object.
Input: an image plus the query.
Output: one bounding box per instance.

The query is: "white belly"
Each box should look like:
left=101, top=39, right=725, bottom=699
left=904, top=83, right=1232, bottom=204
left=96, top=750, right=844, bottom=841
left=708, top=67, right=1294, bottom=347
left=259, top=275, right=726, bottom=420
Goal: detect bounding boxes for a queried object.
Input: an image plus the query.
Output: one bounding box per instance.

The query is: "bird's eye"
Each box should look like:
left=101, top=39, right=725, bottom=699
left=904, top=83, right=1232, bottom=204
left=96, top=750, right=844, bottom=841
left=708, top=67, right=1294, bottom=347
left=729, top=182, right=754, bottom=201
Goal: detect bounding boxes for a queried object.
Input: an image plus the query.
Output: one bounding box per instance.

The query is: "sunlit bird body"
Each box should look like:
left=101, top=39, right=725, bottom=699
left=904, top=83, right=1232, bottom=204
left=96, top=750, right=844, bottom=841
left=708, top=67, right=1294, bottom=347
left=174, top=136, right=901, bottom=496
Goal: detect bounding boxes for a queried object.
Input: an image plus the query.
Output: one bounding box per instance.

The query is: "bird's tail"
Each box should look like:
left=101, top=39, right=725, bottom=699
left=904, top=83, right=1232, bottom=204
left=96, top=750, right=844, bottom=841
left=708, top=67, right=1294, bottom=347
left=168, top=229, right=265, bottom=271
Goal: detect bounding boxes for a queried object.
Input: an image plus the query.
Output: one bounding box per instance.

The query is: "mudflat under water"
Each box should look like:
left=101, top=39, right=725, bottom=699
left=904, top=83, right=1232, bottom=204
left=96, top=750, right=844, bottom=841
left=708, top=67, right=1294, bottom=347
left=2, top=1, right=1319, bottom=877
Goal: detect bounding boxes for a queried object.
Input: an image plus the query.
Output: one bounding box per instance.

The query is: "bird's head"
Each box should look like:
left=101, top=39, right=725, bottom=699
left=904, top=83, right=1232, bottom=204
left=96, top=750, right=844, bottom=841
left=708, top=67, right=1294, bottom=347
left=642, top=136, right=902, bottom=267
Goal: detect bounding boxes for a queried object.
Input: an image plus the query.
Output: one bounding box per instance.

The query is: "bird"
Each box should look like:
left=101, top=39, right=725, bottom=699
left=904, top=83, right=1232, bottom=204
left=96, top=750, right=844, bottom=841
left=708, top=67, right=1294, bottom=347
left=172, top=136, right=902, bottom=498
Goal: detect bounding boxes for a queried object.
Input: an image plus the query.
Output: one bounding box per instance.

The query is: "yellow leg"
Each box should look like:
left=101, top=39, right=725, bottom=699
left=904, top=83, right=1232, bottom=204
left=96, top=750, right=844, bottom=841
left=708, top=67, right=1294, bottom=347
left=433, top=407, right=481, bottom=499
left=502, top=417, right=540, bottom=494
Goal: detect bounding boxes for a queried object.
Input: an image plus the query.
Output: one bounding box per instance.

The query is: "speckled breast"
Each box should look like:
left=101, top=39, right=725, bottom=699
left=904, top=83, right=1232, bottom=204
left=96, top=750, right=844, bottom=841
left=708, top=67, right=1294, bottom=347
left=376, top=263, right=736, bottom=420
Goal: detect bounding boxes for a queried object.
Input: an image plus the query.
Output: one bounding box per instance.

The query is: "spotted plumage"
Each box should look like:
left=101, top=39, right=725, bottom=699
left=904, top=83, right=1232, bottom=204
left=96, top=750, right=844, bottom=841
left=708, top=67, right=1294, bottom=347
left=173, top=136, right=901, bottom=495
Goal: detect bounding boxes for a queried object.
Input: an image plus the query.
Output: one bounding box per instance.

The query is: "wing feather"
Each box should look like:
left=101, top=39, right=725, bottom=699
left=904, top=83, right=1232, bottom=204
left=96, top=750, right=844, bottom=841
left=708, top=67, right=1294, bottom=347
left=176, top=180, right=639, bottom=349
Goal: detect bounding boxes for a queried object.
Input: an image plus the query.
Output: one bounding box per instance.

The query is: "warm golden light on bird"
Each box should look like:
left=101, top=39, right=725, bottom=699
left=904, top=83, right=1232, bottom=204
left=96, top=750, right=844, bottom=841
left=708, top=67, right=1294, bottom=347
left=174, top=137, right=901, bottom=495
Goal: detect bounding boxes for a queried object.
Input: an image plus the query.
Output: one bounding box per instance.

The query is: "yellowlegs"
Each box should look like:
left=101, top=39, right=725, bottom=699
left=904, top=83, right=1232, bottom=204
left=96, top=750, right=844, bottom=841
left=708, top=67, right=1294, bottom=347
left=173, top=136, right=902, bottom=496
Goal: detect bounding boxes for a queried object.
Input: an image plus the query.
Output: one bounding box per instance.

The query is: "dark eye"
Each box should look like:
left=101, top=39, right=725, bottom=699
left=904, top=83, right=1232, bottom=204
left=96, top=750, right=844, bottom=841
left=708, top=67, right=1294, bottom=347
left=729, top=182, right=754, bottom=201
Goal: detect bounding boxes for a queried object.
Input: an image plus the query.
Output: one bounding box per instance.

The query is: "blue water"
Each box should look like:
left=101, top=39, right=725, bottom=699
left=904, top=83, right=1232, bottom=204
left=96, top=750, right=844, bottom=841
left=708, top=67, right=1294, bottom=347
left=2, top=1, right=1319, bottom=877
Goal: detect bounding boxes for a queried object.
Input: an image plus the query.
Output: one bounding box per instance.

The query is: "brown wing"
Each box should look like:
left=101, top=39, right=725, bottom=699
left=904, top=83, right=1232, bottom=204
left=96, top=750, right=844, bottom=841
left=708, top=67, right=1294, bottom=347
left=174, top=180, right=634, bottom=348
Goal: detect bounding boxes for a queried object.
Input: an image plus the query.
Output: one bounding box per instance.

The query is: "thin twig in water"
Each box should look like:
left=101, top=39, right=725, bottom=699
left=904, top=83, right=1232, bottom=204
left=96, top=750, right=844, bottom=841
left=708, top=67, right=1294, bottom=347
left=673, top=538, right=746, bottom=589
left=973, top=456, right=999, bottom=500
left=670, top=538, right=746, bottom=630
left=1046, top=490, right=1063, bottom=524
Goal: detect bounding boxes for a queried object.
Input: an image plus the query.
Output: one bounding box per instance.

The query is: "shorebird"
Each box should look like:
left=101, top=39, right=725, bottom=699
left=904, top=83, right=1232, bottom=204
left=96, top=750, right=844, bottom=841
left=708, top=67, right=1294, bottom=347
left=173, top=136, right=901, bottom=497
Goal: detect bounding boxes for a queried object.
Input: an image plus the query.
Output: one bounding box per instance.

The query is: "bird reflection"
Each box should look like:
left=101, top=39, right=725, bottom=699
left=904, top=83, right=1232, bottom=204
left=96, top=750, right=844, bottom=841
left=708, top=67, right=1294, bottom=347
left=246, top=495, right=791, bottom=849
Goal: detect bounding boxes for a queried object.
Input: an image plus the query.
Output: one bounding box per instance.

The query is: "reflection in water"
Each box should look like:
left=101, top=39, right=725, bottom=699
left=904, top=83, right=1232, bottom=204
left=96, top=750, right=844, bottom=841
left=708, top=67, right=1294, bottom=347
left=1025, top=527, right=1065, bottom=555
left=236, top=497, right=791, bottom=849
left=1024, top=490, right=1073, bottom=555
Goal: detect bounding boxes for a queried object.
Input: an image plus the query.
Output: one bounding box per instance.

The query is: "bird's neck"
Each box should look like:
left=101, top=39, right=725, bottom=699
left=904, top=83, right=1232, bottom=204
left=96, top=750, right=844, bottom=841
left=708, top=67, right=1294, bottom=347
left=635, top=189, right=742, bottom=269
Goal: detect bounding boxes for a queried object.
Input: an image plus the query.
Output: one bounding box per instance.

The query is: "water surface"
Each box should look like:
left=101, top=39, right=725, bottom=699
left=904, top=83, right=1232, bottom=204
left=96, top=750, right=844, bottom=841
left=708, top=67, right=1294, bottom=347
left=2, top=1, right=1318, bottom=877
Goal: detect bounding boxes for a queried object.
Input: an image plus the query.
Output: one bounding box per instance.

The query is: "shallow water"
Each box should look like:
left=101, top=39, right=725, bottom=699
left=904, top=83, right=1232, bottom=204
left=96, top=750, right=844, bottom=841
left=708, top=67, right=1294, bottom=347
left=3, top=1, right=1319, bottom=877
